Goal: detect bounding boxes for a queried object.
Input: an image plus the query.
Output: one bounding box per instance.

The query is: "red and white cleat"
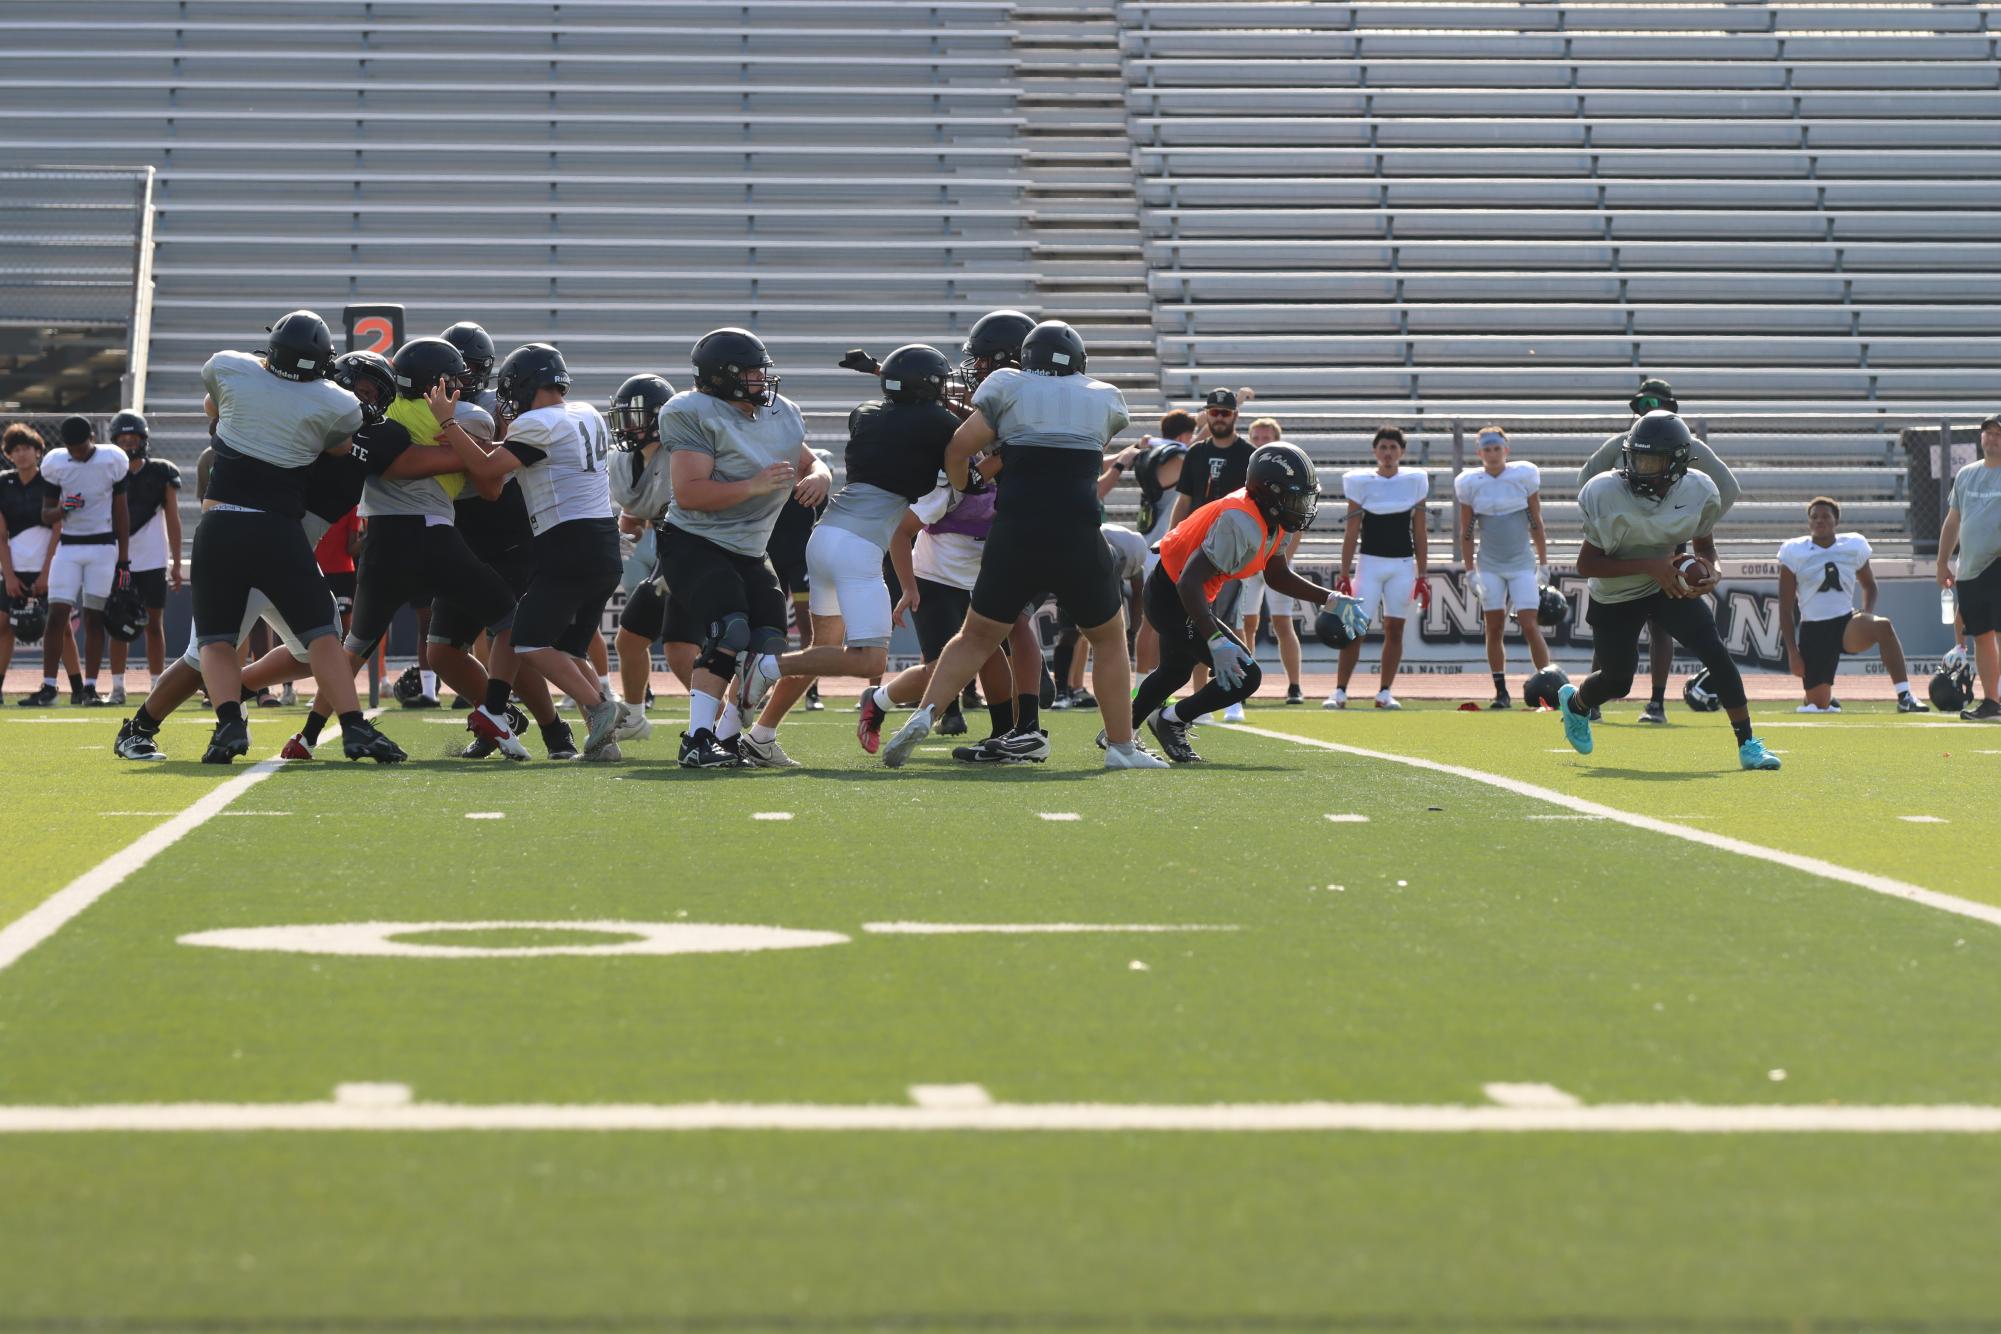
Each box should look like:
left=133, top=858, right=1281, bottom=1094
left=279, top=732, right=315, bottom=761
left=467, top=706, right=531, bottom=760
left=856, top=688, right=886, bottom=755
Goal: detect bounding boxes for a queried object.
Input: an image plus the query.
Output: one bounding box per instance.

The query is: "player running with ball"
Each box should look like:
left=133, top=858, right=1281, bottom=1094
left=1554, top=411, right=1780, bottom=771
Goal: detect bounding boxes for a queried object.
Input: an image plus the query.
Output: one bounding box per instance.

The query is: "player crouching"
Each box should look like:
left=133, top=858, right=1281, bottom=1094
left=1134, top=443, right=1363, bottom=762
left=1778, top=497, right=1926, bottom=713
left=1554, top=411, right=1780, bottom=771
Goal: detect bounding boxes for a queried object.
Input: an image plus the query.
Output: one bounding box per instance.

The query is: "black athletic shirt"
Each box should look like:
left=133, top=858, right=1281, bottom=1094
left=454, top=479, right=534, bottom=556
left=124, top=458, right=183, bottom=532
left=1360, top=511, right=1417, bottom=559
left=0, top=468, right=55, bottom=539
left=1177, top=436, right=1253, bottom=509
left=845, top=399, right=960, bottom=502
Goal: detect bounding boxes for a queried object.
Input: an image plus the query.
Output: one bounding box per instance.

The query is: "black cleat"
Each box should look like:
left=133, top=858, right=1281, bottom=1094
left=1962, top=698, right=2001, bottom=723
left=79, top=685, right=110, bottom=707
left=1897, top=693, right=1930, bottom=714
left=805, top=682, right=824, bottom=712
left=960, top=683, right=983, bottom=711
left=342, top=719, right=407, bottom=763
left=938, top=700, right=968, bottom=735
left=1146, top=709, right=1202, bottom=763
left=951, top=729, right=1049, bottom=764
left=678, top=727, right=738, bottom=769
left=16, top=684, right=57, bottom=708
left=1489, top=694, right=1513, bottom=711
left=1284, top=684, right=1303, bottom=705
left=202, top=716, right=250, bottom=764
left=114, top=718, right=166, bottom=761
left=543, top=720, right=579, bottom=761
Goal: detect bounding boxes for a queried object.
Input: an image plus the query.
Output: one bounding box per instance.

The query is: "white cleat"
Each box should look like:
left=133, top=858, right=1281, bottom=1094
left=1322, top=690, right=1347, bottom=710
left=881, top=705, right=935, bottom=768
left=1374, top=692, right=1401, bottom=710
left=581, top=739, right=623, bottom=763
left=736, top=652, right=782, bottom=716
left=612, top=701, right=653, bottom=741
left=468, top=705, right=531, bottom=760
left=1105, top=741, right=1170, bottom=769
left=738, top=733, right=802, bottom=768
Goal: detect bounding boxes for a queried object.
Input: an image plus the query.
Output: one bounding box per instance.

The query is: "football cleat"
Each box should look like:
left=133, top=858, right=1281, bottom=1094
left=1285, top=684, right=1303, bottom=705
left=468, top=705, right=531, bottom=761
left=1146, top=709, right=1202, bottom=763
left=1897, top=693, right=1930, bottom=714
left=1556, top=684, right=1593, bottom=755
left=341, top=719, right=407, bottom=764
left=1105, top=741, right=1170, bottom=770
left=581, top=699, right=622, bottom=758
left=1374, top=692, right=1401, bottom=711
left=78, top=685, right=105, bottom=707
left=1738, top=737, right=1782, bottom=770
left=543, top=721, right=579, bottom=761
left=114, top=719, right=166, bottom=761
left=1222, top=702, right=1246, bottom=723
left=881, top=705, right=935, bottom=768
left=611, top=701, right=653, bottom=742
left=985, top=729, right=1050, bottom=764
left=254, top=689, right=283, bottom=709
left=805, top=683, right=824, bottom=712
left=738, top=733, right=801, bottom=768
left=939, top=700, right=968, bottom=735
left=1071, top=687, right=1097, bottom=708
left=1638, top=701, right=1668, bottom=725
left=1489, top=694, right=1513, bottom=710
left=581, top=739, right=623, bottom=763
left=735, top=652, right=782, bottom=717
left=1962, top=699, right=2001, bottom=723
left=107, top=684, right=127, bottom=706
left=1047, top=690, right=1074, bottom=712
left=460, top=734, right=497, bottom=760
left=280, top=732, right=316, bottom=761
left=952, top=737, right=1006, bottom=763
left=678, top=728, right=738, bottom=768
left=16, top=684, right=57, bottom=708
left=202, top=716, right=250, bottom=765
left=1321, top=689, right=1346, bottom=711
left=857, top=690, right=886, bottom=754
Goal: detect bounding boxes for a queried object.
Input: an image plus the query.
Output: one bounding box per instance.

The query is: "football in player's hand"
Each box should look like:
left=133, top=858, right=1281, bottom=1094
left=1672, top=554, right=1713, bottom=592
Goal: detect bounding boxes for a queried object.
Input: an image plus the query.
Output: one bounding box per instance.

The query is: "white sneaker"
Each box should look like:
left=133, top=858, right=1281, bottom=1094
left=613, top=701, right=653, bottom=741
left=881, top=705, right=934, bottom=768
left=739, top=732, right=802, bottom=768
left=1374, top=692, right=1401, bottom=710
left=1192, top=713, right=1216, bottom=727
left=1105, top=741, right=1169, bottom=769
left=280, top=683, right=297, bottom=707
left=1222, top=702, right=1246, bottom=723
left=581, top=739, right=623, bottom=763
left=1322, top=690, right=1347, bottom=710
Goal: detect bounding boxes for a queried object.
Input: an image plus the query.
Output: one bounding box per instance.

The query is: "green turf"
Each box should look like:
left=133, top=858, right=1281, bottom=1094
left=0, top=696, right=1997, bottom=1329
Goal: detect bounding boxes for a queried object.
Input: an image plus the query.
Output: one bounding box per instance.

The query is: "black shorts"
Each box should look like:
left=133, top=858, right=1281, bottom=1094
left=913, top=577, right=971, bottom=662
left=324, top=569, right=356, bottom=615
left=345, top=517, right=517, bottom=657
left=657, top=522, right=789, bottom=649
left=618, top=576, right=700, bottom=646
left=1798, top=613, right=1853, bottom=690
left=514, top=517, right=621, bottom=657
left=429, top=543, right=534, bottom=649
left=130, top=567, right=168, bottom=611
left=1958, top=559, right=2001, bottom=638
left=972, top=512, right=1122, bottom=631
left=770, top=541, right=810, bottom=599
left=190, top=509, right=339, bottom=650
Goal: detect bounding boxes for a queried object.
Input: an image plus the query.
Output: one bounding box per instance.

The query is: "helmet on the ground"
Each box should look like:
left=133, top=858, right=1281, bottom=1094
left=330, top=350, right=396, bottom=424
left=392, top=664, right=426, bottom=705
left=1619, top=410, right=1694, bottom=501
left=608, top=373, right=675, bottom=450
left=102, top=580, right=146, bottom=643
left=7, top=596, right=47, bottom=645
left=1683, top=667, right=1723, bottom=712
left=494, top=343, right=573, bottom=419
left=879, top=344, right=952, bottom=404
left=261, top=310, right=336, bottom=382
left=956, top=308, right=1035, bottom=391
left=439, top=322, right=497, bottom=393
left=1523, top=667, right=1570, bottom=710
left=1245, top=441, right=1320, bottom=532
left=391, top=337, right=470, bottom=399
left=1021, top=320, right=1086, bottom=376
left=1931, top=650, right=1974, bottom=711
left=691, top=328, right=779, bottom=407
left=1537, top=583, right=1571, bottom=629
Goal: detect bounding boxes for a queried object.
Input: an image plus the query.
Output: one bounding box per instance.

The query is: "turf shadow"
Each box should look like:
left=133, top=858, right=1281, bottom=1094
left=1579, top=767, right=1724, bottom=783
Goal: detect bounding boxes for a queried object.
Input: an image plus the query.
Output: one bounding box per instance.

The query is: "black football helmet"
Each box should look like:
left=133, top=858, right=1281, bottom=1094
left=330, top=350, right=396, bottom=424
left=1315, top=598, right=1370, bottom=649
left=879, top=344, right=951, bottom=404
left=7, top=595, right=47, bottom=645
left=1021, top=320, right=1087, bottom=376
left=956, top=308, right=1035, bottom=392
left=692, top=328, right=779, bottom=407
left=609, top=373, right=675, bottom=450
left=1683, top=668, right=1723, bottom=712
left=439, top=322, right=497, bottom=394
left=102, top=580, right=146, bottom=643
left=391, top=337, right=470, bottom=400
left=261, top=310, right=336, bottom=382
left=1619, top=410, right=1694, bottom=501
left=495, top=343, right=572, bottom=420
left=1522, top=667, right=1570, bottom=710
left=1931, top=648, right=1974, bottom=712
left=1536, top=583, right=1571, bottom=629
left=107, top=410, right=148, bottom=443
left=1134, top=440, right=1189, bottom=535
left=1245, top=441, right=1319, bottom=532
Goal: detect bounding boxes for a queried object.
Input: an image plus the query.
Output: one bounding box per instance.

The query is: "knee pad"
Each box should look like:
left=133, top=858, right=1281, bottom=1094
left=695, top=612, right=750, bottom=678
left=747, top=624, right=787, bottom=660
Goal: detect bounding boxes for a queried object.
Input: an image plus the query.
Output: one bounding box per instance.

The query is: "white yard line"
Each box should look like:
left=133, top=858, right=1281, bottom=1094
left=4, top=1097, right=2001, bottom=1134
left=908, top=1084, right=994, bottom=1109
left=862, top=922, right=1238, bottom=936
left=1483, top=1082, right=1583, bottom=1109
left=1229, top=722, right=2001, bottom=933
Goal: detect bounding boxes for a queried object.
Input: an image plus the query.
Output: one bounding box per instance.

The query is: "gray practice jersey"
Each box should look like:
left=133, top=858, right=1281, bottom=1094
left=973, top=368, right=1130, bottom=453
left=1578, top=470, right=1723, bottom=605
left=502, top=399, right=614, bottom=535
left=202, top=350, right=363, bottom=468
left=1453, top=461, right=1540, bottom=575
left=610, top=443, right=674, bottom=522
left=660, top=389, right=808, bottom=557
left=1581, top=429, right=1740, bottom=518
left=1102, top=523, right=1150, bottom=583
left=820, top=483, right=909, bottom=553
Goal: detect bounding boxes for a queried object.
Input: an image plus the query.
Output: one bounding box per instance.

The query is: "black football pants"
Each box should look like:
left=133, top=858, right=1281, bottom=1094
left=1578, top=589, right=1747, bottom=711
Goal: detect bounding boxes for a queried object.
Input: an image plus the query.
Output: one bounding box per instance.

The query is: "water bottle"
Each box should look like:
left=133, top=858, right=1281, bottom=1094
left=1942, top=586, right=1957, bottom=625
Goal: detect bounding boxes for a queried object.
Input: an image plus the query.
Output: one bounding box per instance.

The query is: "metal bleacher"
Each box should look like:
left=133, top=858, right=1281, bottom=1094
left=1121, top=0, right=2001, bottom=553
left=0, top=0, right=1042, bottom=474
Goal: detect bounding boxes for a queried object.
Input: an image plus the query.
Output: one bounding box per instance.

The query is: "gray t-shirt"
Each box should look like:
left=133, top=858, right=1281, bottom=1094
left=1200, top=506, right=1268, bottom=577
left=610, top=442, right=674, bottom=522
left=1102, top=523, right=1150, bottom=583
left=202, top=350, right=363, bottom=468
left=359, top=404, right=487, bottom=523
left=661, top=390, right=808, bottom=557
left=1578, top=470, right=1723, bottom=605
left=973, top=368, right=1130, bottom=453
left=1950, top=459, right=2001, bottom=581
left=821, top=482, right=910, bottom=553
left=1581, top=428, right=1740, bottom=518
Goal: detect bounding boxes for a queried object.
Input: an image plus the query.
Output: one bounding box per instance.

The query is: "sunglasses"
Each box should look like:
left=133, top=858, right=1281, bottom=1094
left=1206, top=408, right=1236, bottom=418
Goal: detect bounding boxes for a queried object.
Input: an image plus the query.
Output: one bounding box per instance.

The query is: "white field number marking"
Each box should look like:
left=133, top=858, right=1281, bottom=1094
left=908, top=1084, right=993, bottom=1109
left=1900, top=816, right=1948, bottom=824
left=1323, top=813, right=1369, bottom=824
left=752, top=812, right=793, bottom=821
left=465, top=812, right=505, bottom=821
left=1039, top=812, right=1081, bottom=822
left=178, top=922, right=850, bottom=959
left=1483, top=1082, right=1582, bottom=1109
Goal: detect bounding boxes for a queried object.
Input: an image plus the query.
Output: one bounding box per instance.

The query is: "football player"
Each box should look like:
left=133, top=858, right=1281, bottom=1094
left=1936, top=413, right=2001, bottom=721
left=1555, top=411, right=1780, bottom=770
left=880, top=320, right=1166, bottom=769
left=181, top=314, right=402, bottom=763
left=1778, top=497, right=1924, bottom=713
left=743, top=344, right=959, bottom=765
left=1327, top=425, right=1428, bottom=711
left=103, top=411, right=180, bottom=704
left=1127, top=412, right=1193, bottom=678
left=35, top=415, right=128, bottom=706
left=1577, top=378, right=1740, bottom=723
left=606, top=372, right=690, bottom=742
left=1, top=422, right=61, bottom=704
left=1453, top=425, right=1552, bottom=709
left=1135, top=443, right=1359, bottom=761
left=1231, top=414, right=1306, bottom=709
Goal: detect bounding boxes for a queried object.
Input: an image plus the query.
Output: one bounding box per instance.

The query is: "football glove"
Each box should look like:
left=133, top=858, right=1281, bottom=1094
left=1208, top=633, right=1252, bottom=693
left=1327, top=592, right=1369, bottom=645
left=1412, top=576, right=1431, bottom=610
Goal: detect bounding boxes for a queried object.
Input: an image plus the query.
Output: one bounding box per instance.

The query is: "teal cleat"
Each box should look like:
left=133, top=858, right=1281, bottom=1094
left=1738, top=737, right=1782, bottom=771
left=1555, top=684, right=1593, bottom=755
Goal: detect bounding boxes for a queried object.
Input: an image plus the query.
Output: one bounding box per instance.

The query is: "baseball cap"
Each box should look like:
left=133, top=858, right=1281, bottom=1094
left=1980, top=414, right=2001, bottom=430
left=58, top=415, right=93, bottom=447
left=1202, top=388, right=1238, bottom=411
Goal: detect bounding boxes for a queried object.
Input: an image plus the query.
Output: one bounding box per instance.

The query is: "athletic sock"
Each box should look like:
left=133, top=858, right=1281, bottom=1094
left=1015, top=692, right=1040, bottom=735
left=111, top=673, right=125, bottom=692
left=987, top=700, right=1012, bottom=737
left=1893, top=680, right=1911, bottom=697
left=1649, top=686, right=1667, bottom=707
left=1566, top=691, right=1591, bottom=717
left=215, top=701, right=244, bottom=726
left=301, top=712, right=328, bottom=745
left=132, top=703, right=162, bottom=734
left=688, top=690, right=721, bottom=734
left=339, top=710, right=366, bottom=735
left=42, top=676, right=56, bottom=690
left=483, top=679, right=511, bottom=716
left=1491, top=671, right=1507, bottom=695
left=598, top=674, right=614, bottom=703
left=715, top=702, right=743, bottom=742
left=748, top=722, right=778, bottom=744
left=420, top=670, right=438, bottom=699
left=67, top=672, right=84, bottom=694
left=1732, top=717, right=1755, bottom=746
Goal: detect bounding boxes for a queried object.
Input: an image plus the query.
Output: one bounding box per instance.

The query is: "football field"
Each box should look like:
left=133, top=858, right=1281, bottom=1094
left=2, top=698, right=1999, bottom=1330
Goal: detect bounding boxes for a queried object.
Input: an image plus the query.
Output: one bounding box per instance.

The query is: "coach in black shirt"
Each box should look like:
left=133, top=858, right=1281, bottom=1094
left=1170, top=388, right=1254, bottom=528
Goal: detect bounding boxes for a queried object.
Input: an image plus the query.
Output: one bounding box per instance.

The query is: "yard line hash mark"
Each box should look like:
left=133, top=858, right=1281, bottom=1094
left=1322, top=813, right=1369, bottom=823
left=861, top=923, right=1238, bottom=936
left=1484, top=1083, right=1583, bottom=1109
left=1038, top=812, right=1081, bottom=822
left=908, top=1084, right=993, bottom=1109
left=465, top=812, right=505, bottom=820
left=752, top=812, right=794, bottom=821
left=1900, top=816, right=1948, bottom=824
left=1231, top=722, right=2001, bottom=934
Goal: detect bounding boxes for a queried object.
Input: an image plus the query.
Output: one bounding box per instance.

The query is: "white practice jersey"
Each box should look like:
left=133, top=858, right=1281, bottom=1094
left=502, top=400, right=613, bottom=535
left=1779, top=532, right=1871, bottom=623
left=1454, top=461, right=1540, bottom=575
left=1342, top=467, right=1430, bottom=514
left=41, top=446, right=130, bottom=539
